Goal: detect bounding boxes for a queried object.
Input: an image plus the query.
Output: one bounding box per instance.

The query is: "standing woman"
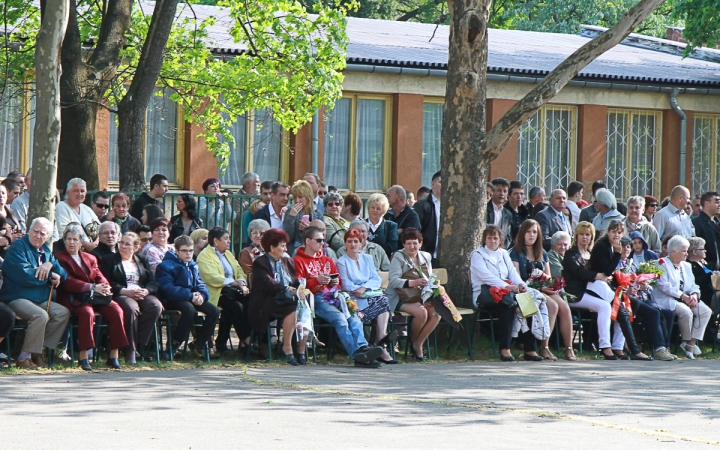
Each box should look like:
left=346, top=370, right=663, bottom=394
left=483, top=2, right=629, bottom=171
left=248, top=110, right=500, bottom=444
left=103, top=193, right=141, bottom=233
left=283, top=180, right=322, bottom=256
left=249, top=229, right=309, bottom=365
left=365, top=193, right=398, bottom=258
left=385, top=228, right=440, bottom=361
left=198, top=178, right=234, bottom=229
left=323, top=192, right=349, bottom=253
left=140, top=217, right=172, bottom=271
left=510, top=220, right=573, bottom=361
left=170, top=194, right=203, bottom=243
left=55, top=178, right=100, bottom=252
left=100, top=232, right=164, bottom=365
left=56, top=223, right=128, bottom=370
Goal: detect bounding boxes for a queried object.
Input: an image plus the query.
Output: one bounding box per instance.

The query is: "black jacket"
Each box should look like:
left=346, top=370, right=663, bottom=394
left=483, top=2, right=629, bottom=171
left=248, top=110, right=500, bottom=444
left=252, top=204, right=272, bottom=224
left=130, top=192, right=163, bottom=221
left=100, top=252, right=159, bottom=296
left=384, top=205, right=421, bottom=249
left=505, top=203, right=530, bottom=243
left=169, top=214, right=203, bottom=243
left=91, top=242, right=117, bottom=261
left=562, top=246, right=599, bottom=299
left=588, top=237, right=621, bottom=278
left=367, top=219, right=398, bottom=258
left=486, top=202, right=513, bottom=249
left=692, top=212, right=720, bottom=270
left=414, top=193, right=439, bottom=255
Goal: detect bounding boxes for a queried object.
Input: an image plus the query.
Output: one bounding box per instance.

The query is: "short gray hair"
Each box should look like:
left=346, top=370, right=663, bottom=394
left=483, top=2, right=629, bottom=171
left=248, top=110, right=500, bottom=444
left=99, top=221, right=120, bottom=234
left=247, top=218, right=270, bottom=234
left=349, top=219, right=369, bottom=232
left=29, top=217, right=51, bottom=232
left=389, top=185, right=406, bottom=202
left=626, top=196, right=645, bottom=208
left=688, top=236, right=706, bottom=254
left=241, top=172, right=259, bottom=186
left=323, top=191, right=344, bottom=207
left=667, top=235, right=690, bottom=254
left=528, top=186, right=545, bottom=199
left=550, top=231, right=571, bottom=247
left=594, top=188, right=617, bottom=210
left=63, top=222, right=85, bottom=241
left=65, top=177, right=86, bottom=193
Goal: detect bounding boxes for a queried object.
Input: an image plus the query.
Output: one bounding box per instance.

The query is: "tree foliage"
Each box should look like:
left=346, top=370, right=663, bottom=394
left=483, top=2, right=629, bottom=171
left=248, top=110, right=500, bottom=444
left=671, top=0, right=720, bottom=50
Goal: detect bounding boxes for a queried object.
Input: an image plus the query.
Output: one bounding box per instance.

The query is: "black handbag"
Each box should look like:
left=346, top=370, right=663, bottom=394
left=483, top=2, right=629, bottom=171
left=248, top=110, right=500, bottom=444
left=475, top=284, right=517, bottom=308
left=71, top=291, right=112, bottom=307
left=273, top=289, right=297, bottom=306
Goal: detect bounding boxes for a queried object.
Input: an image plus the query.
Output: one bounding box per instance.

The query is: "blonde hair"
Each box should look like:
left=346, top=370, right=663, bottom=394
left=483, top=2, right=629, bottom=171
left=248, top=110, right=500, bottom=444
left=572, top=221, right=596, bottom=251
left=190, top=228, right=209, bottom=245
left=366, top=193, right=390, bottom=215
left=290, top=180, right=315, bottom=215
left=250, top=199, right=265, bottom=215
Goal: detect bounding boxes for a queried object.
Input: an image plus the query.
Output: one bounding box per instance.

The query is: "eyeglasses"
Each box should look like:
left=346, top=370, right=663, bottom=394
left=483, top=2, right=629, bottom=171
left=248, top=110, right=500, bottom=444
left=95, top=203, right=109, bottom=209
left=250, top=230, right=265, bottom=237
left=326, top=202, right=341, bottom=207
left=648, top=203, right=658, bottom=207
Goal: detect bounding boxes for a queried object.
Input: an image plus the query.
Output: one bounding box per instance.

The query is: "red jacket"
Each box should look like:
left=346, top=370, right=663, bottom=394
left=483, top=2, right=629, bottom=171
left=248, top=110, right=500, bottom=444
left=293, top=246, right=340, bottom=294
left=56, top=251, right=109, bottom=305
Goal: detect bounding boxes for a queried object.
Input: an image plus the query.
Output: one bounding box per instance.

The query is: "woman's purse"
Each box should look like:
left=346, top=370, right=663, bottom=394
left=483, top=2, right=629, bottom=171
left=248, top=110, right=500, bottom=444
left=273, top=289, right=297, bottom=306
left=71, top=291, right=112, bottom=307
left=396, top=253, right=430, bottom=304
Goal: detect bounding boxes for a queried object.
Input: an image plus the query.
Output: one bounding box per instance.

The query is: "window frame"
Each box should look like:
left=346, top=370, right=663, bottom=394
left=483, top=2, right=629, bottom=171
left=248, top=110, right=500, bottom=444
left=691, top=113, right=720, bottom=194
left=421, top=97, right=444, bottom=187
left=324, top=92, right=393, bottom=193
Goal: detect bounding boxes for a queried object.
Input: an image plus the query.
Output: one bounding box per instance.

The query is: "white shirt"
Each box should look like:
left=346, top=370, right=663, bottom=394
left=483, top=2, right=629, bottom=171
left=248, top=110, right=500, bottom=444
left=432, top=195, right=441, bottom=257
left=269, top=206, right=284, bottom=230
left=567, top=200, right=581, bottom=225
left=492, top=203, right=503, bottom=227
left=55, top=201, right=100, bottom=242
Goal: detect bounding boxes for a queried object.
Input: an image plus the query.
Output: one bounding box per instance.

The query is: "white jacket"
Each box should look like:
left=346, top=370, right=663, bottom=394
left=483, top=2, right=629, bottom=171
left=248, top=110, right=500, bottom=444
left=651, top=258, right=700, bottom=311
left=470, top=246, right=525, bottom=302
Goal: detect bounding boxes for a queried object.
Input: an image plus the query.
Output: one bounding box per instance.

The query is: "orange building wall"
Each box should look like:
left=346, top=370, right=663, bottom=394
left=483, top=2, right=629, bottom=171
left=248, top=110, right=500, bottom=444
left=487, top=99, right=519, bottom=181
left=184, top=122, right=218, bottom=191
left=96, top=107, right=110, bottom=189
left=661, top=109, right=682, bottom=197
left=392, top=94, right=424, bottom=194
left=576, top=104, right=608, bottom=194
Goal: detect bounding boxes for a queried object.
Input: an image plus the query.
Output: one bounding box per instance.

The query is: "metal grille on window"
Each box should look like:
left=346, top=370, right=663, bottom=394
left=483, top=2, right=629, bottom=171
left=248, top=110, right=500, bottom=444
left=108, top=112, right=119, bottom=182
left=517, top=105, right=576, bottom=193
left=0, top=86, right=25, bottom=175
left=219, top=112, right=247, bottom=186
left=422, top=102, right=443, bottom=186
left=605, top=109, right=661, bottom=199
left=145, top=87, right=178, bottom=183
left=691, top=115, right=720, bottom=195
left=355, top=99, right=385, bottom=191
left=323, top=98, right=351, bottom=189
left=252, top=109, right=282, bottom=183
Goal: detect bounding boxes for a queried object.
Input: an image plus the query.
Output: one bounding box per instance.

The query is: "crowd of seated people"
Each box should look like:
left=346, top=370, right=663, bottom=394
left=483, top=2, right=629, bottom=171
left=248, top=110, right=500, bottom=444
left=1, top=165, right=719, bottom=371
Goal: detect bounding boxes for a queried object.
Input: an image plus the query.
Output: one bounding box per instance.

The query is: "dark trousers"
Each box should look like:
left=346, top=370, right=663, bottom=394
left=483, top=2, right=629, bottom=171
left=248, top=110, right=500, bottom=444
left=628, top=297, right=674, bottom=350
left=165, top=300, right=220, bottom=347
left=483, top=302, right=537, bottom=352
left=0, top=302, right=16, bottom=340
left=216, top=288, right=250, bottom=349
left=114, top=294, right=163, bottom=353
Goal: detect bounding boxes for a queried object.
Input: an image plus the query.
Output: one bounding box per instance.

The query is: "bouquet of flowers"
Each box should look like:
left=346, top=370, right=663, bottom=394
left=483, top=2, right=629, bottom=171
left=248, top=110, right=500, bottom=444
left=549, top=277, right=577, bottom=303
left=526, top=268, right=552, bottom=290
left=635, top=260, right=665, bottom=287
left=346, top=298, right=358, bottom=316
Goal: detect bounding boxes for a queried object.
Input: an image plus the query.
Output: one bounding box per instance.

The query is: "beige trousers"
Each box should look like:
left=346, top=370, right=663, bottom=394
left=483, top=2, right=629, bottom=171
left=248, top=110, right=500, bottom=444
left=7, top=299, right=70, bottom=354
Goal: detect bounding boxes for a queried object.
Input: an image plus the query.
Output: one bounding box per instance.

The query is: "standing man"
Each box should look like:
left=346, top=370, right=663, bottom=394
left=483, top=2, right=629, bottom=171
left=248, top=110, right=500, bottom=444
left=535, top=189, right=573, bottom=251
left=692, top=191, right=720, bottom=270
left=654, top=185, right=695, bottom=241
left=253, top=182, right=289, bottom=230
left=526, top=186, right=547, bottom=219
left=566, top=181, right=584, bottom=225
left=11, top=168, right=31, bottom=232
left=0, top=218, right=70, bottom=368
left=414, top=171, right=441, bottom=262
left=385, top=185, right=421, bottom=248
left=579, top=180, right=607, bottom=224
left=486, top=178, right=513, bottom=248
left=303, top=173, right=324, bottom=214
left=504, top=180, right=529, bottom=243
left=690, top=194, right=703, bottom=220
left=91, top=191, right=111, bottom=220
left=591, top=188, right=624, bottom=232
left=130, top=173, right=168, bottom=221
left=233, top=172, right=261, bottom=216
left=318, top=182, right=329, bottom=201
left=259, top=180, right=273, bottom=205
left=624, top=196, right=661, bottom=254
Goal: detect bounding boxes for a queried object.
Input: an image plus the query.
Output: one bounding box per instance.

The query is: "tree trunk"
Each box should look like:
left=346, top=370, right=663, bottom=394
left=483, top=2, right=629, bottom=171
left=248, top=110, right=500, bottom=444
left=117, top=0, right=180, bottom=193
left=439, top=0, right=666, bottom=306
left=29, top=0, right=70, bottom=225
left=57, top=0, right=133, bottom=192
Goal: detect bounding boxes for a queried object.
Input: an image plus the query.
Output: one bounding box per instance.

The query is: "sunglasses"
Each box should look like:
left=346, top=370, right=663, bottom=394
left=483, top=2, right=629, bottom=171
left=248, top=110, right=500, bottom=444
left=648, top=203, right=658, bottom=207
left=95, top=203, right=109, bottom=209
left=311, top=238, right=325, bottom=243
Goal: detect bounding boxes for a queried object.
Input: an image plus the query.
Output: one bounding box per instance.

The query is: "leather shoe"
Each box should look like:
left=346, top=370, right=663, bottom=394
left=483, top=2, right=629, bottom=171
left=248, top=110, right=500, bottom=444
left=15, top=358, right=38, bottom=369
left=285, top=353, right=299, bottom=366
left=353, top=346, right=382, bottom=363
left=378, top=330, right=399, bottom=347
left=32, top=352, right=48, bottom=368
left=629, top=354, right=653, bottom=361
left=499, top=354, right=515, bottom=362
left=377, top=357, right=399, bottom=364
left=79, top=358, right=93, bottom=371
left=297, top=354, right=308, bottom=365
left=106, top=358, right=122, bottom=370
left=523, top=353, right=544, bottom=361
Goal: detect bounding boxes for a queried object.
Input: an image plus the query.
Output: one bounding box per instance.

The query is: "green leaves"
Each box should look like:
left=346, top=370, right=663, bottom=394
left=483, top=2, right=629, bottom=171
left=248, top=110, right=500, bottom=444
left=671, top=0, right=720, bottom=52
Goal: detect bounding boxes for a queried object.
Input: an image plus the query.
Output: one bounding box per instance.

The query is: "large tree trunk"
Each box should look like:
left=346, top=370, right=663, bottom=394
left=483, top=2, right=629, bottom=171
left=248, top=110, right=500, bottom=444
left=57, top=0, right=132, bottom=192
left=29, top=0, right=70, bottom=224
left=439, top=0, right=666, bottom=306
left=117, top=0, right=180, bottom=192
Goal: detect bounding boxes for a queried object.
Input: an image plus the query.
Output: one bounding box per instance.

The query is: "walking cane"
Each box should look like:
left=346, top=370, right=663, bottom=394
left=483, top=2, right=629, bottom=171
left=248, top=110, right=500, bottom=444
left=46, top=283, right=55, bottom=314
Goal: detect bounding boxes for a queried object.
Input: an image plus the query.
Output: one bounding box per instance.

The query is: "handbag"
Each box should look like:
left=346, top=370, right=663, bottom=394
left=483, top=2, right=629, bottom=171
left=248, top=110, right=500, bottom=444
left=396, top=252, right=430, bottom=304
left=476, top=284, right=516, bottom=308
left=711, top=273, right=720, bottom=291
left=71, top=291, right=112, bottom=307
left=361, top=289, right=384, bottom=299
left=515, top=292, right=538, bottom=318
left=273, top=288, right=297, bottom=306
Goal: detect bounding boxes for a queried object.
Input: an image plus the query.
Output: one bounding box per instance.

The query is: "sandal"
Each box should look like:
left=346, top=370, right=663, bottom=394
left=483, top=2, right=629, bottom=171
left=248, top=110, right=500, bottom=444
left=564, top=347, right=577, bottom=361
left=539, top=346, right=557, bottom=361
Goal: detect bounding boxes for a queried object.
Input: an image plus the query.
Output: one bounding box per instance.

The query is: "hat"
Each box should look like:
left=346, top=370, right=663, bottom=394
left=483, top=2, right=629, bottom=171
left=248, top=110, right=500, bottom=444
left=644, top=195, right=658, bottom=205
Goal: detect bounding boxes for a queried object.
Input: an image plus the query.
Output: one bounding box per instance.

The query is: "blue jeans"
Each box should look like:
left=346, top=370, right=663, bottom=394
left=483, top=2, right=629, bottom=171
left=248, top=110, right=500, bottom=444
left=314, top=299, right=368, bottom=359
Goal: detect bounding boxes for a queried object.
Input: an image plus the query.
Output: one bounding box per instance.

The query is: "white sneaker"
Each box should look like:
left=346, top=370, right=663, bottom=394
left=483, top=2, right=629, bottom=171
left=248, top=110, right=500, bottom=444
left=679, top=343, right=695, bottom=360
left=654, top=348, right=675, bottom=361
left=692, top=345, right=701, bottom=356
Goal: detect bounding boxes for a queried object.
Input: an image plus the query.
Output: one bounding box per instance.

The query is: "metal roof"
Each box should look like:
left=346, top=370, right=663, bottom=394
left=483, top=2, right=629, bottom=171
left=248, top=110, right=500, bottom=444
left=175, top=3, right=720, bottom=87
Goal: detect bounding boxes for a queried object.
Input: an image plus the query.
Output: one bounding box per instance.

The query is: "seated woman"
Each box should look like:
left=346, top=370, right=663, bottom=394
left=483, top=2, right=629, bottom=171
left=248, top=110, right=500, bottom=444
left=249, top=228, right=309, bottom=366
left=169, top=194, right=203, bottom=243
left=100, top=231, right=163, bottom=366
left=471, top=225, right=545, bottom=362
left=239, top=219, right=270, bottom=275
left=283, top=180, right=322, bottom=256
left=341, top=192, right=362, bottom=223
left=156, top=236, right=220, bottom=359
left=547, top=231, right=571, bottom=279
left=653, top=235, right=713, bottom=359
left=323, top=191, right=349, bottom=253
left=588, top=220, right=652, bottom=360
left=56, top=223, right=129, bottom=370
left=510, top=220, right=573, bottom=361
left=197, top=227, right=250, bottom=354
left=190, top=228, right=209, bottom=262
left=687, top=236, right=719, bottom=344
left=103, top=193, right=141, bottom=233
left=385, top=228, right=441, bottom=361
left=365, top=193, right=398, bottom=258
left=336, top=229, right=397, bottom=364
left=140, top=217, right=172, bottom=271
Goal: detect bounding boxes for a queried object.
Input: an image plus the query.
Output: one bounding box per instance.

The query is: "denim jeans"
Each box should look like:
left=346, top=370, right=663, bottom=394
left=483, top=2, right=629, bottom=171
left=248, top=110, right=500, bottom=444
left=314, top=299, right=368, bottom=359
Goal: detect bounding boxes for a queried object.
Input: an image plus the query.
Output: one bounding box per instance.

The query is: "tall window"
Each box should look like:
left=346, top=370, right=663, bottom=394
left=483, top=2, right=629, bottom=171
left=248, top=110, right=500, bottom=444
left=517, top=105, right=577, bottom=192
left=422, top=101, right=443, bottom=186
left=605, top=109, right=662, bottom=199
left=691, top=115, right=720, bottom=195
left=220, top=109, right=284, bottom=186
left=323, top=95, right=391, bottom=192
left=108, top=87, right=180, bottom=184
left=0, top=86, right=29, bottom=175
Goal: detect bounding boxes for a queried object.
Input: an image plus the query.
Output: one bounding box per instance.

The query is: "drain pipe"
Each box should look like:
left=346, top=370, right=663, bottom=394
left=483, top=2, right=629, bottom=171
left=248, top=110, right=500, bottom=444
left=669, top=88, right=687, bottom=186
left=311, top=110, right=319, bottom=174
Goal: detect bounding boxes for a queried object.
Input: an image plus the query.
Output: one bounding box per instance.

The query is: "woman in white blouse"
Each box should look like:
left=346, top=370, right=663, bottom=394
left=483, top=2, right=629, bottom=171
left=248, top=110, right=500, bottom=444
left=55, top=178, right=100, bottom=252
left=470, top=225, right=543, bottom=362
left=652, top=235, right=712, bottom=359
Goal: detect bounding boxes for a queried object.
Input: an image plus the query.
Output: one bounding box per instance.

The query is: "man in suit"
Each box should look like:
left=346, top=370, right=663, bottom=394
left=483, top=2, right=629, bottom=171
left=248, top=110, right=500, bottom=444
left=692, top=191, right=720, bottom=270
left=579, top=180, right=607, bottom=224
left=536, top=189, right=573, bottom=251
left=414, top=171, right=441, bottom=262
left=526, top=186, right=547, bottom=219
left=486, top=177, right=514, bottom=249
left=252, top=182, right=289, bottom=230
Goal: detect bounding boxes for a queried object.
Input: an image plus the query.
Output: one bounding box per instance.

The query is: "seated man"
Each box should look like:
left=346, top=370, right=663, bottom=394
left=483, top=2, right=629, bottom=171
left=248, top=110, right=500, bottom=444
left=156, top=236, right=220, bottom=359
left=91, top=221, right=120, bottom=260
left=293, top=226, right=382, bottom=368
left=0, top=218, right=70, bottom=368
left=335, top=220, right=390, bottom=271
left=291, top=219, right=337, bottom=260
